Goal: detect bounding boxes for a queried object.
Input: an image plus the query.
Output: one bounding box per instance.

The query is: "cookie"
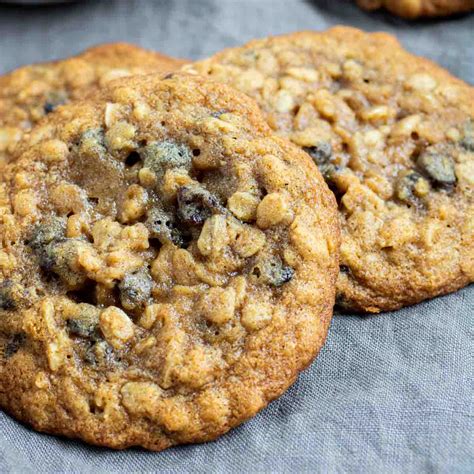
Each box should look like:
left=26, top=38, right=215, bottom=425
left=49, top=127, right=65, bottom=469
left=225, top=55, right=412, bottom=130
left=186, top=27, right=474, bottom=312
left=0, top=73, right=339, bottom=450
left=356, top=0, right=474, bottom=18
left=0, top=43, right=187, bottom=169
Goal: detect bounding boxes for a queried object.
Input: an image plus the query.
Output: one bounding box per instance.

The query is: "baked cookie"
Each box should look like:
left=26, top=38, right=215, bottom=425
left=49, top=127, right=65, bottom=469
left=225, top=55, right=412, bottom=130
left=356, top=0, right=474, bottom=18
left=0, top=43, right=186, bottom=169
left=0, top=73, right=339, bottom=450
left=186, top=27, right=474, bottom=312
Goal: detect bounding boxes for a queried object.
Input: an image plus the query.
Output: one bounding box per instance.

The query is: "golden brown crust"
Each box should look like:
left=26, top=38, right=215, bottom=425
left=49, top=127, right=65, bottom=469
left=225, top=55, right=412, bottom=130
left=187, top=27, right=474, bottom=312
left=356, top=0, right=474, bottom=18
left=0, top=73, right=339, bottom=449
left=0, top=43, right=187, bottom=169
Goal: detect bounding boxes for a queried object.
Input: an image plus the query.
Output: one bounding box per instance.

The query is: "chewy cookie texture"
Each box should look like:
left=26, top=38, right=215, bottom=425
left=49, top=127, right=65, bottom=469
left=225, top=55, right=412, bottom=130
left=356, top=0, right=474, bottom=18
left=0, top=43, right=186, bottom=169
left=187, top=27, right=474, bottom=312
left=0, top=73, right=339, bottom=450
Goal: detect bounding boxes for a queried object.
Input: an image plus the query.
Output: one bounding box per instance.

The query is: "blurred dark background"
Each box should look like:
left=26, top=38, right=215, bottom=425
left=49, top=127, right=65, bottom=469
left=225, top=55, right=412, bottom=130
left=0, top=0, right=472, bottom=82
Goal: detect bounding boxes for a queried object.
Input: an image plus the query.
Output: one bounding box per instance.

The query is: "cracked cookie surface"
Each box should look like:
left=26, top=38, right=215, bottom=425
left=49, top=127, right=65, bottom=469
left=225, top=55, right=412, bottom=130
left=187, top=27, right=474, bottom=312
left=0, top=73, right=339, bottom=450
left=356, top=0, right=474, bottom=18
left=0, top=43, right=186, bottom=169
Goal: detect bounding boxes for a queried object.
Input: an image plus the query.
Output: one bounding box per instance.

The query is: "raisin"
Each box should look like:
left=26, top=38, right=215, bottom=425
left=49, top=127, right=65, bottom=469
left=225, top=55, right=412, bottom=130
left=0, top=282, right=15, bottom=310
left=67, top=319, right=98, bottom=339
left=339, top=265, right=351, bottom=274
left=43, top=103, right=56, bottom=114
left=460, top=136, right=474, bottom=152
left=304, top=142, right=332, bottom=165
left=27, top=219, right=87, bottom=287
left=211, top=110, right=228, bottom=118
left=177, top=184, right=225, bottom=226
left=27, top=217, right=66, bottom=253
left=66, top=304, right=101, bottom=340
left=41, top=240, right=86, bottom=289
left=4, top=333, right=26, bottom=358
left=43, top=91, right=67, bottom=115
left=395, top=170, right=429, bottom=205
left=303, top=142, right=338, bottom=182
left=119, top=269, right=153, bottom=311
left=141, top=141, right=192, bottom=180
left=146, top=207, right=190, bottom=247
left=250, top=256, right=294, bottom=287
left=460, top=121, right=474, bottom=151
left=417, top=150, right=456, bottom=185
left=0, top=280, right=24, bottom=311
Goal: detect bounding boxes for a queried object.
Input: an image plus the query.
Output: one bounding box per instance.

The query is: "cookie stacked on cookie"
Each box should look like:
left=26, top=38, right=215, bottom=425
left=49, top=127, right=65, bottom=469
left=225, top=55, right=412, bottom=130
left=0, top=43, right=187, bottom=169
left=187, top=27, right=474, bottom=312
left=0, top=71, right=339, bottom=449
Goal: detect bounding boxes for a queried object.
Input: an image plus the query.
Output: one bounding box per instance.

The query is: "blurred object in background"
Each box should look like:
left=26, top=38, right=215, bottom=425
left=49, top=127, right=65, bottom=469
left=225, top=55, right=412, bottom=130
left=0, top=1, right=76, bottom=4
left=356, top=0, right=474, bottom=19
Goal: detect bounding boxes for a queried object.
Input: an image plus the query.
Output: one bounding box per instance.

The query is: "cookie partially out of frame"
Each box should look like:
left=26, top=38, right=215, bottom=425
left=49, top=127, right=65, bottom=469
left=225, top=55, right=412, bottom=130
left=356, top=0, right=474, bottom=19
left=0, top=43, right=187, bottom=169
left=0, top=73, right=339, bottom=450
left=187, top=27, right=474, bottom=312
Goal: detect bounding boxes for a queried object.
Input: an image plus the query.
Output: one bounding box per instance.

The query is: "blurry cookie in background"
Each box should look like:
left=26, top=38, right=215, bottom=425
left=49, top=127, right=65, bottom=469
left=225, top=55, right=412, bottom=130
left=356, top=0, right=474, bottom=19
left=187, top=27, right=474, bottom=312
left=0, top=73, right=339, bottom=450
left=0, top=43, right=187, bottom=169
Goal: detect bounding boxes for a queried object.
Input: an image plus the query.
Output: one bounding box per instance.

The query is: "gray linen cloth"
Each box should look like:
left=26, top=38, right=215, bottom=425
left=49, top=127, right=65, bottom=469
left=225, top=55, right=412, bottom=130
left=0, top=1, right=472, bottom=472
